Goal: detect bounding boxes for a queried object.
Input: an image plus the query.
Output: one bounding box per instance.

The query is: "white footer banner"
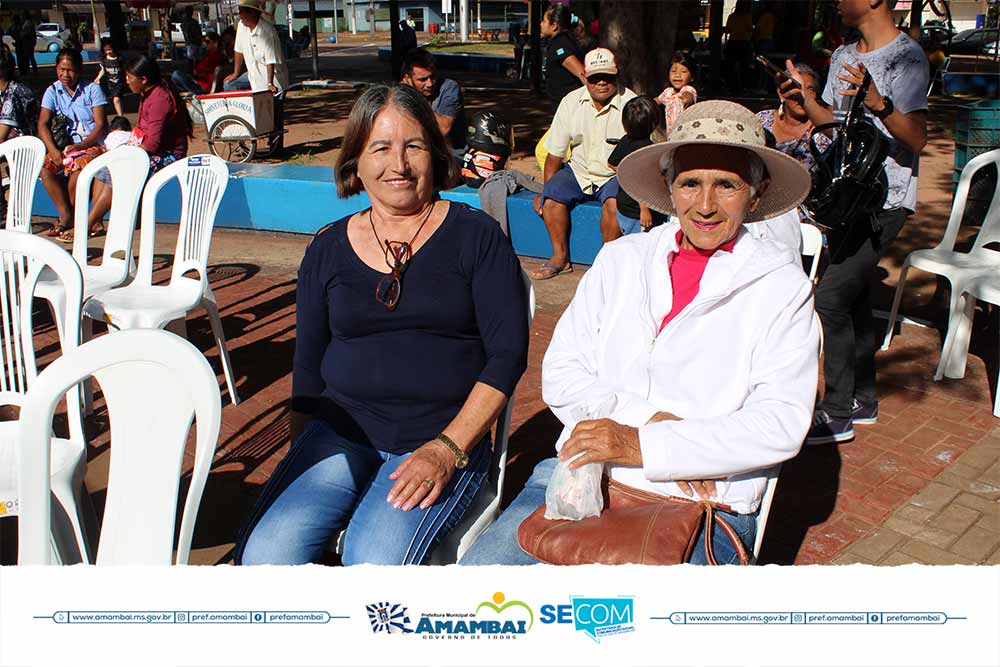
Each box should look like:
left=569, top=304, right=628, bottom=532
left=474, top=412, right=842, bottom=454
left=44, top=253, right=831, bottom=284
left=1, top=565, right=997, bottom=666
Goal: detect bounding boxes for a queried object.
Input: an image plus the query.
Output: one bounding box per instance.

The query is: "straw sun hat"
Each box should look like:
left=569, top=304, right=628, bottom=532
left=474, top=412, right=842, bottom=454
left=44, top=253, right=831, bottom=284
left=617, top=100, right=812, bottom=223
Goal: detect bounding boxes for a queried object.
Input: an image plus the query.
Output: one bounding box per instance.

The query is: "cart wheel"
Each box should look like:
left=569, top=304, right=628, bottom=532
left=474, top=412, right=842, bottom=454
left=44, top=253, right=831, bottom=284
left=209, top=116, right=256, bottom=163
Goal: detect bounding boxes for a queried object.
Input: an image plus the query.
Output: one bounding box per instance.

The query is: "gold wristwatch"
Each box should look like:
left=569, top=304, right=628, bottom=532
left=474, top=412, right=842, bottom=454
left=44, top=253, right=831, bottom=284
left=435, top=433, right=468, bottom=469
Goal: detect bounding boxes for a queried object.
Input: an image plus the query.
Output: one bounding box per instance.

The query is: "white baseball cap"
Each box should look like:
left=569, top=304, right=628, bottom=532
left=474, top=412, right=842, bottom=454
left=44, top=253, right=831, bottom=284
left=584, top=48, right=618, bottom=76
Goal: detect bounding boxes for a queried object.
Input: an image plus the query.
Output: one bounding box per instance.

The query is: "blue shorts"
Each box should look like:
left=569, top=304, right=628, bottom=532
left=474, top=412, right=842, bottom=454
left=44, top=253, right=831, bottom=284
left=541, top=165, right=618, bottom=209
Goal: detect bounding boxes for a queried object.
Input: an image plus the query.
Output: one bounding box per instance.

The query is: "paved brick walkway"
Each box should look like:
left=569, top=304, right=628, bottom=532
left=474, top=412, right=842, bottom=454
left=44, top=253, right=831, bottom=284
left=15, top=97, right=998, bottom=566
left=44, top=237, right=993, bottom=567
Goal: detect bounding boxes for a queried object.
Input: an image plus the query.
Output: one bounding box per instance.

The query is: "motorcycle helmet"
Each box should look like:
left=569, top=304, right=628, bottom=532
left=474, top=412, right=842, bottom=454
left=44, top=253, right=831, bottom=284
left=466, top=110, right=514, bottom=157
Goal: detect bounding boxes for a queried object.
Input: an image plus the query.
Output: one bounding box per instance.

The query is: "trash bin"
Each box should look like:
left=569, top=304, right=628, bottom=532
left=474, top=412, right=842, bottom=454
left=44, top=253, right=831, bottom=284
left=429, top=22, right=439, bottom=34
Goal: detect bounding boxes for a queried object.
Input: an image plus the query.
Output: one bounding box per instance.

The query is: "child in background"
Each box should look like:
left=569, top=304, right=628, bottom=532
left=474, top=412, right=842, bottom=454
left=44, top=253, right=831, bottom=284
left=656, top=52, right=697, bottom=135
left=103, top=115, right=133, bottom=150
left=95, top=38, right=125, bottom=116
left=608, top=96, right=664, bottom=236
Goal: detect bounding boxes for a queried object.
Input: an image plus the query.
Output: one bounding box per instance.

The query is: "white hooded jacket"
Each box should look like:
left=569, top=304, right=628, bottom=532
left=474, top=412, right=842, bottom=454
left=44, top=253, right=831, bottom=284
left=542, top=222, right=820, bottom=514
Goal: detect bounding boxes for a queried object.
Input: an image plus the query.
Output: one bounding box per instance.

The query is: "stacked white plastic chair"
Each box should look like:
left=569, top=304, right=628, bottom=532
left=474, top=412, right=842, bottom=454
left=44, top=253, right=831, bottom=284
left=0, top=230, right=91, bottom=563
left=81, top=155, right=240, bottom=405
left=17, top=329, right=222, bottom=564
left=34, top=147, right=149, bottom=343
left=880, top=149, right=1000, bottom=382
left=0, top=136, right=46, bottom=232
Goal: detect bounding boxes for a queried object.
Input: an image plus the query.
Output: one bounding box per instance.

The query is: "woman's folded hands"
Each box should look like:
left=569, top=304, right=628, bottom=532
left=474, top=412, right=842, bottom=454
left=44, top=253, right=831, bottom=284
left=558, top=410, right=720, bottom=499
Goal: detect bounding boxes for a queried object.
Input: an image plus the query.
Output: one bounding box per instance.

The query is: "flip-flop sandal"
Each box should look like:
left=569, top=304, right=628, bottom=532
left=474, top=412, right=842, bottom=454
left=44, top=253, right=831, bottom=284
left=43, top=226, right=68, bottom=237
left=530, top=262, right=573, bottom=280
left=57, top=230, right=75, bottom=244
left=88, top=223, right=106, bottom=238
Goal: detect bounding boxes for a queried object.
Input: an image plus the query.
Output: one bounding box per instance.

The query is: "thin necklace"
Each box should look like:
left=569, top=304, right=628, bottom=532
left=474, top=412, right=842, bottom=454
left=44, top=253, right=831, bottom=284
left=368, top=201, right=436, bottom=266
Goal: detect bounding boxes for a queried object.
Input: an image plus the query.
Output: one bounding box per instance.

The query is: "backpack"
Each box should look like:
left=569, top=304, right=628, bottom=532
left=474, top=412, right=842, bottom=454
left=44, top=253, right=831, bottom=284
left=806, top=69, right=888, bottom=235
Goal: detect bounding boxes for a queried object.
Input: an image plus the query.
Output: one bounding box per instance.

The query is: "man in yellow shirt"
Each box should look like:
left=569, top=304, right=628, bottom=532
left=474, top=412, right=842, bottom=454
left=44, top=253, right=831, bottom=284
left=531, top=48, right=636, bottom=279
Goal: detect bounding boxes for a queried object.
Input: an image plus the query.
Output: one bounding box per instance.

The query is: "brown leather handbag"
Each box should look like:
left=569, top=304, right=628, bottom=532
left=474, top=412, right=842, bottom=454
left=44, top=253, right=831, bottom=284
left=517, top=478, right=750, bottom=565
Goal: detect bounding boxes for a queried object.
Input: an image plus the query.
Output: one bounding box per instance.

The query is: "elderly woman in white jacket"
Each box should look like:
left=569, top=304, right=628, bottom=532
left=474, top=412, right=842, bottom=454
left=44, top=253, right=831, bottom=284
left=461, top=100, right=820, bottom=565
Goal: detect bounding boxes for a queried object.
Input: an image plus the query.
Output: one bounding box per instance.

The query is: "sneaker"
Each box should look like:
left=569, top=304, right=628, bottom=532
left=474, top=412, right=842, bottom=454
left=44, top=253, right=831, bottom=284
left=851, top=398, right=879, bottom=425
left=806, top=409, right=855, bottom=445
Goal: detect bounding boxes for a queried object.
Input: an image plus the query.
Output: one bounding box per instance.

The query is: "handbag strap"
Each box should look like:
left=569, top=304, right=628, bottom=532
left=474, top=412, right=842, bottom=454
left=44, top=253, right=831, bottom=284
left=701, top=502, right=751, bottom=566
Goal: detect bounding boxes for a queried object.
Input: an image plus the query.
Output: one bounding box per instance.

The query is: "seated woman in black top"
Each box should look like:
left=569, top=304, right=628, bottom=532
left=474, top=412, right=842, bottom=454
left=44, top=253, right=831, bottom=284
left=237, top=84, right=530, bottom=565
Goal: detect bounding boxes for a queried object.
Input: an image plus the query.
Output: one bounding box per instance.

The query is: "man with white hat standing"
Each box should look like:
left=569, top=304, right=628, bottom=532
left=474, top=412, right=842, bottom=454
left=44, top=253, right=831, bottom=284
left=224, top=0, right=289, bottom=94
left=531, top=47, right=636, bottom=280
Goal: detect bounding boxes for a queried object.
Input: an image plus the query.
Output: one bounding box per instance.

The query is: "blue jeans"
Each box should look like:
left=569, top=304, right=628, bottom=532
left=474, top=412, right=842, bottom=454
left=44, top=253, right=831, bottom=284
left=617, top=211, right=643, bottom=235
left=223, top=71, right=251, bottom=91
left=460, top=458, right=757, bottom=566
left=237, top=418, right=490, bottom=565
left=617, top=210, right=666, bottom=235
left=171, top=69, right=207, bottom=95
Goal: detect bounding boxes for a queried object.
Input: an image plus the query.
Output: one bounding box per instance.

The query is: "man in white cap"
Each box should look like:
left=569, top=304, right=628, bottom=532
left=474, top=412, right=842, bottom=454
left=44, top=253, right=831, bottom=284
left=531, top=47, right=636, bottom=280
left=224, top=0, right=289, bottom=94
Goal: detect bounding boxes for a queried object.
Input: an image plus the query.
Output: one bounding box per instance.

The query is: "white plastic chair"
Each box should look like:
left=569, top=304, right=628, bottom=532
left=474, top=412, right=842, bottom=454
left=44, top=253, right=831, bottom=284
left=0, top=230, right=91, bottom=563
left=34, top=147, right=149, bottom=345
left=936, top=275, right=1000, bottom=417
left=0, top=136, right=45, bottom=232
left=799, top=222, right=823, bottom=282
left=82, top=155, right=240, bottom=405
left=331, top=273, right=537, bottom=563
left=427, top=273, right=537, bottom=563
left=17, top=329, right=222, bottom=565
left=880, top=149, right=1000, bottom=370
left=752, top=465, right=780, bottom=562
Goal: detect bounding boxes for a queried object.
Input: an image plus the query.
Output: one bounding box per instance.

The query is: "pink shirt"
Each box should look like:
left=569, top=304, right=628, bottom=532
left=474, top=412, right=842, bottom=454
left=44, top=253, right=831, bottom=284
left=658, top=231, right=737, bottom=334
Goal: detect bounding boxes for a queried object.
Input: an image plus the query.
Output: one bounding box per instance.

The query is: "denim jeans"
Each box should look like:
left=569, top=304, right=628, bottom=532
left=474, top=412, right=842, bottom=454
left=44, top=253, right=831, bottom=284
left=460, top=458, right=757, bottom=566
left=237, top=418, right=489, bottom=565
left=223, top=72, right=251, bottom=91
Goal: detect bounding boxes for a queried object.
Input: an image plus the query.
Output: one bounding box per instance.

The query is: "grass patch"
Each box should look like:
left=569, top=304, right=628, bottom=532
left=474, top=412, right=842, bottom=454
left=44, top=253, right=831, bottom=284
left=427, top=42, right=513, bottom=57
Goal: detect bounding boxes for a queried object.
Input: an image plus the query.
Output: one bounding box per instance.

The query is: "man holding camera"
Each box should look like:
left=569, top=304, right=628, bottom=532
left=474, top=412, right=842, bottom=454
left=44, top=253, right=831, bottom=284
left=778, top=0, right=928, bottom=445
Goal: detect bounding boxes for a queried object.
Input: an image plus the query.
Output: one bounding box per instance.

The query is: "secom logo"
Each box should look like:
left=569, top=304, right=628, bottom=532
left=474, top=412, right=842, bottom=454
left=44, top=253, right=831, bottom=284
left=540, top=596, right=635, bottom=643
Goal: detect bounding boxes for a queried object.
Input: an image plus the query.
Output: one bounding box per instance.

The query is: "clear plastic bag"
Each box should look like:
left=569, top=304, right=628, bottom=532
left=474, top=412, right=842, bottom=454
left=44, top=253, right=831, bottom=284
left=544, top=454, right=604, bottom=521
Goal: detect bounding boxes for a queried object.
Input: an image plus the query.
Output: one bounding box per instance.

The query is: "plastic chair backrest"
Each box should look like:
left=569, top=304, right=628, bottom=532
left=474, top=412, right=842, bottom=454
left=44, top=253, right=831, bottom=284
left=133, top=155, right=230, bottom=287
left=70, top=147, right=149, bottom=275
left=0, top=136, right=45, bottom=232
left=0, top=231, right=83, bottom=427
left=17, top=329, right=222, bottom=565
left=799, top=223, right=823, bottom=282
left=937, top=148, right=1000, bottom=252
left=752, top=464, right=780, bottom=560
left=486, top=272, right=536, bottom=510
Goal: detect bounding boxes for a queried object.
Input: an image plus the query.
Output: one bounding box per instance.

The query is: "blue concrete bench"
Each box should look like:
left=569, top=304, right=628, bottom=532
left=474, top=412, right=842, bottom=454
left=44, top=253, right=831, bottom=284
left=31, top=162, right=605, bottom=265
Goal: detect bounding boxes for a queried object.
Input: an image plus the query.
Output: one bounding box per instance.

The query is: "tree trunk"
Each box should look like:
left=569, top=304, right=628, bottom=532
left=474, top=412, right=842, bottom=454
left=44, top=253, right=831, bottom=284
left=104, top=1, right=127, bottom=52
left=389, top=0, right=401, bottom=80
left=600, top=0, right=679, bottom=96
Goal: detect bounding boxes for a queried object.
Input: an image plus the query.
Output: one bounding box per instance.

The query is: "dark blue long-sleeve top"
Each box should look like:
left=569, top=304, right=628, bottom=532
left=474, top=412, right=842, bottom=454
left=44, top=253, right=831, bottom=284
left=292, top=202, right=530, bottom=455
